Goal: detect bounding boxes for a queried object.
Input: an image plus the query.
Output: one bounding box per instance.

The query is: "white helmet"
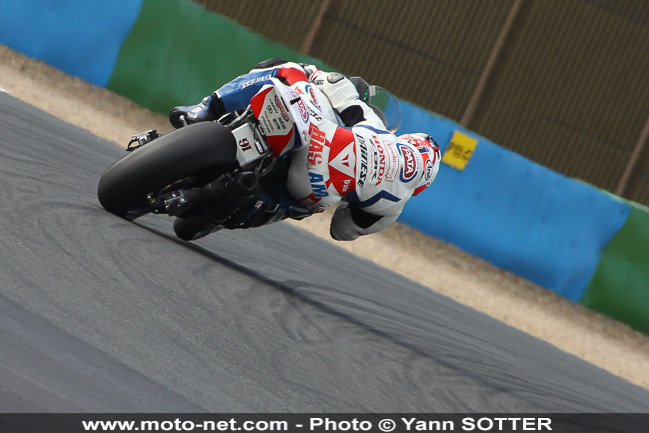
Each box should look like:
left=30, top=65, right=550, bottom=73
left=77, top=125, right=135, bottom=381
left=399, top=133, right=441, bottom=196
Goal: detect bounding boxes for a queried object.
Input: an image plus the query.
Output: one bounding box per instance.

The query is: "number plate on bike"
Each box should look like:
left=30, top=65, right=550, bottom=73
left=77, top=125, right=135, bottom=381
left=232, top=123, right=267, bottom=167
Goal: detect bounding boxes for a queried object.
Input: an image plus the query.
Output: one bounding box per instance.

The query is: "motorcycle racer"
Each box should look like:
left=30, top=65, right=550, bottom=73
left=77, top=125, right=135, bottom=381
left=169, top=59, right=441, bottom=241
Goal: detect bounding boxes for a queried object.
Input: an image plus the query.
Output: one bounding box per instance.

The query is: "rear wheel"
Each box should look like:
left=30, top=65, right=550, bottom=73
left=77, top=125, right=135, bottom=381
left=97, top=122, right=237, bottom=220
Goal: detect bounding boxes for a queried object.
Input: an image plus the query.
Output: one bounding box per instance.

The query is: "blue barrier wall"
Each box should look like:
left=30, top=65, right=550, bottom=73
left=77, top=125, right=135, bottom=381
left=396, top=102, right=631, bottom=301
left=0, top=0, right=142, bottom=87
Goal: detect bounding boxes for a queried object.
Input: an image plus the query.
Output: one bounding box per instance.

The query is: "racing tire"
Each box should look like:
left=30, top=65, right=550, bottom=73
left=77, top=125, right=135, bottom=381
left=97, top=122, right=237, bottom=220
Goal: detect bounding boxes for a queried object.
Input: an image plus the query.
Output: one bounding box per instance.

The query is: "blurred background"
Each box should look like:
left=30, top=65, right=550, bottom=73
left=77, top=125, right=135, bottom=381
left=197, top=0, right=649, bottom=205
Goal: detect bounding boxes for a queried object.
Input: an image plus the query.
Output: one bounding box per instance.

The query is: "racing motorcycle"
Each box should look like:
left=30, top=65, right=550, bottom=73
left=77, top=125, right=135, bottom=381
left=97, top=76, right=401, bottom=241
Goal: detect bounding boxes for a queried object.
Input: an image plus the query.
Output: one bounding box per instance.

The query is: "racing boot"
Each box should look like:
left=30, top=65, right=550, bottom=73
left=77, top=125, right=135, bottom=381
left=169, top=95, right=226, bottom=128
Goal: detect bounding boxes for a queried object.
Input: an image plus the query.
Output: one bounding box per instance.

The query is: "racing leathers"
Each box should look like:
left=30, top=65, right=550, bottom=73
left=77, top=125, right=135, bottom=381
left=169, top=59, right=441, bottom=241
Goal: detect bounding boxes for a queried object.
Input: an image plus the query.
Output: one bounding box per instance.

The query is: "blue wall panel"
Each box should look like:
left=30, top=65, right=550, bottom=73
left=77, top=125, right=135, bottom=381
left=396, top=102, right=630, bottom=301
left=0, top=0, right=142, bottom=87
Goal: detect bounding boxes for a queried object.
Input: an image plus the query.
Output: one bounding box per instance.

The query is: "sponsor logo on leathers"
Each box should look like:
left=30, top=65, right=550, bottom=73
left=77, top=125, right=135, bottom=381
left=328, top=141, right=356, bottom=195
left=356, top=134, right=369, bottom=187
left=288, top=87, right=309, bottom=123
left=297, top=99, right=309, bottom=122
left=398, top=143, right=419, bottom=182
left=306, top=85, right=321, bottom=109
left=241, top=74, right=272, bottom=89
left=309, top=172, right=328, bottom=198
left=424, top=159, right=434, bottom=181
left=308, top=124, right=327, bottom=165
left=373, top=138, right=398, bottom=186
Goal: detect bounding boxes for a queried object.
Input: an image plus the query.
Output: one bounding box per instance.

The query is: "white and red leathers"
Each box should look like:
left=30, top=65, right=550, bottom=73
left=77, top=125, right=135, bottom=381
left=204, top=60, right=441, bottom=240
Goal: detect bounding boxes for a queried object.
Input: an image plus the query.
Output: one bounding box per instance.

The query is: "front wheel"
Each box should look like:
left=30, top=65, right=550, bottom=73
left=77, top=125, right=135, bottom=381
left=97, top=122, right=237, bottom=220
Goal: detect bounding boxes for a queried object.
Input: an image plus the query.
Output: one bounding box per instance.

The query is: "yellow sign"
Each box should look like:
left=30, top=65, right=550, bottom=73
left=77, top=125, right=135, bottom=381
left=442, top=131, right=478, bottom=171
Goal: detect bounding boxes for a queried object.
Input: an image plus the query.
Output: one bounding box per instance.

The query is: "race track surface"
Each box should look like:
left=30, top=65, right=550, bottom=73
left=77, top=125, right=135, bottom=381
left=1, top=92, right=648, bottom=412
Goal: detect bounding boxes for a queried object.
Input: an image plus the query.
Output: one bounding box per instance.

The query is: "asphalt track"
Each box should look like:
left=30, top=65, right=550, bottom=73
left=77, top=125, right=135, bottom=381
left=1, top=92, right=649, bottom=413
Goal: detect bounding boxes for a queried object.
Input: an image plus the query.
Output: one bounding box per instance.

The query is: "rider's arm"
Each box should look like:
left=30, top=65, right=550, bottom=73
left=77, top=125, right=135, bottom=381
left=308, top=69, right=386, bottom=130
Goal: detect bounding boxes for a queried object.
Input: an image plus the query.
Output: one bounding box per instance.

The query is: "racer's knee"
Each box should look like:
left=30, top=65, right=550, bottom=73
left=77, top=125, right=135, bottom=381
left=329, top=203, right=362, bottom=241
